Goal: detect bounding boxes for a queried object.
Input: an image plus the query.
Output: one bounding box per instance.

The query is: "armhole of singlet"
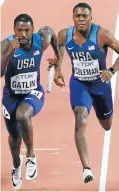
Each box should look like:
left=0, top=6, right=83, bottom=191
left=7, top=35, right=14, bottom=42
left=89, top=24, right=100, bottom=44
left=97, top=26, right=108, bottom=53
left=96, top=25, right=100, bottom=45
left=65, top=26, right=74, bottom=45
left=94, top=25, right=108, bottom=54
left=33, top=33, right=42, bottom=51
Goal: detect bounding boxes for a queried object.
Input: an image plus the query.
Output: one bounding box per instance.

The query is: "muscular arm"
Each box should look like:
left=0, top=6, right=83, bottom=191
left=100, top=28, right=119, bottom=72
left=1, top=39, right=13, bottom=77
left=56, top=28, right=67, bottom=69
left=52, top=29, right=67, bottom=87
left=38, top=26, right=60, bottom=60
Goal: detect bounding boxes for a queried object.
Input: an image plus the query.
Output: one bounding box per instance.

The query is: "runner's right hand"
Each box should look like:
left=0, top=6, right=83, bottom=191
left=7, top=37, right=20, bottom=54
left=47, top=58, right=57, bottom=71
left=54, top=67, right=65, bottom=87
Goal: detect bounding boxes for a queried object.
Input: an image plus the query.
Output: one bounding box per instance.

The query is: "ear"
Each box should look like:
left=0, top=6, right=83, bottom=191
left=32, top=26, right=34, bottom=31
left=90, top=12, right=92, bottom=20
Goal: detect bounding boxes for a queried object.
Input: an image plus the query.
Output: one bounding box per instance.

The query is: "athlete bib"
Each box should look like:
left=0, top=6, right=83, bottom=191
left=73, top=59, right=100, bottom=81
left=11, top=72, right=37, bottom=94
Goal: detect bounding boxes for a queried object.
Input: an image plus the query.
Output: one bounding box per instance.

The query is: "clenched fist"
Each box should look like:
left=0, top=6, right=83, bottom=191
left=7, top=37, right=20, bottom=54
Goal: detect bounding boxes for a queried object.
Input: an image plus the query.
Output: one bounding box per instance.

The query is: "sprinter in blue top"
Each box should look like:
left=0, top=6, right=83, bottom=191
left=50, top=3, right=119, bottom=183
left=1, top=14, right=60, bottom=189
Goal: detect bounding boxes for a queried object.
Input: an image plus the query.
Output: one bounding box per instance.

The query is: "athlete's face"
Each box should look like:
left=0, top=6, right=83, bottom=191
left=73, top=7, right=92, bottom=32
left=14, top=22, right=34, bottom=44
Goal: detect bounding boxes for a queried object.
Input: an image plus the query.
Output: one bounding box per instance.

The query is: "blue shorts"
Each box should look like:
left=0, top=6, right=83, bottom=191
left=69, top=76, right=113, bottom=120
left=2, top=84, right=45, bottom=136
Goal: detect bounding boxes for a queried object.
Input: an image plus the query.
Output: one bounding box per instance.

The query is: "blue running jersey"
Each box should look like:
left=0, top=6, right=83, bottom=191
left=5, top=33, right=43, bottom=94
left=65, top=24, right=108, bottom=82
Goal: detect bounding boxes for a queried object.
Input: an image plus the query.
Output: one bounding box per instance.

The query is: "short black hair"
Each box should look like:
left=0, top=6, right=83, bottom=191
left=14, top=14, right=33, bottom=26
left=73, top=3, right=92, bottom=12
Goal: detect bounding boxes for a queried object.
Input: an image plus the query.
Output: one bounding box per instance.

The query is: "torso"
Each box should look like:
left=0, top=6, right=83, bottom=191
left=5, top=33, right=43, bottom=95
left=65, top=24, right=108, bottom=82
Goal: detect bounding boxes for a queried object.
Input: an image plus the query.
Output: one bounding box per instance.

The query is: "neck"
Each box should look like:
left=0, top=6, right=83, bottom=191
left=20, top=43, right=32, bottom=50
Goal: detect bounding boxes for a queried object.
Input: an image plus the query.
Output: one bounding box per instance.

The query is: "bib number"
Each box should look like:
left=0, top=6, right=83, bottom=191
left=11, top=72, right=37, bottom=94
left=73, top=59, right=100, bottom=81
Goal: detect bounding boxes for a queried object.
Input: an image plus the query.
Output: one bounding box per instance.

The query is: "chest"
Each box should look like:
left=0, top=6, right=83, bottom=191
left=11, top=49, right=41, bottom=70
left=71, top=51, right=94, bottom=61
left=67, top=38, right=103, bottom=61
left=17, top=58, right=35, bottom=69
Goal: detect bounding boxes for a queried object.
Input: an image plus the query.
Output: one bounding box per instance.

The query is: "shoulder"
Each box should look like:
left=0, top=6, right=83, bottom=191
left=96, top=26, right=119, bottom=50
left=38, top=26, right=55, bottom=36
left=98, top=27, right=113, bottom=36
left=58, top=28, right=68, bottom=37
left=1, top=38, right=10, bottom=54
left=1, top=38, right=10, bottom=45
left=58, top=28, right=68, bottom=44
left=98, top=27, right=115, bottom=44
left=37, top=26, right=56, bottom=50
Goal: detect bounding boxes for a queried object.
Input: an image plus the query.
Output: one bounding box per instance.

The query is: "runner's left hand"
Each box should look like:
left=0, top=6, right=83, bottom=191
left=100, top=70, right=113, bottom=83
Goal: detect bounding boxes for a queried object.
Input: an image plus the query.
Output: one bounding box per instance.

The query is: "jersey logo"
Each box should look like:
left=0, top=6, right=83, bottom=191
left=14, top=54, right=21, bottom=57
left=68, top=47, right=74, bottom=50
left=3, top=106, right=10, bottom=119
left=88, top=45, right=95, bottom=50
left=33, top=50, right=40, bottom=55
left=104, top=110, right=112, bottom=116
left=17, top=58, right=35, bottom=69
